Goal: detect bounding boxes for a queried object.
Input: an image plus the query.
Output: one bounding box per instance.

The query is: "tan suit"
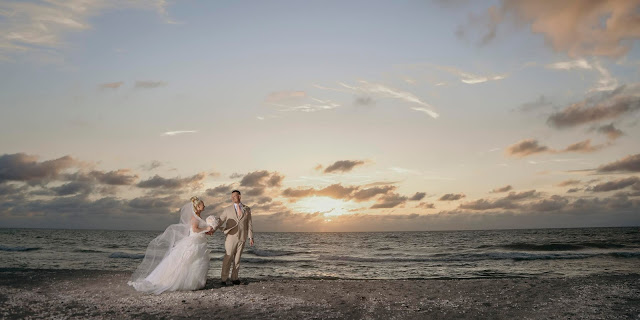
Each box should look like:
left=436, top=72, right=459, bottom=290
left=218, top=203, right=253, bottom=281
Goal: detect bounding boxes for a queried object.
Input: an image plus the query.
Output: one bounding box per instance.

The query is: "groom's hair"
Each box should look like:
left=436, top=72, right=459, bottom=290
left=231, top=190, right=241, bottom=195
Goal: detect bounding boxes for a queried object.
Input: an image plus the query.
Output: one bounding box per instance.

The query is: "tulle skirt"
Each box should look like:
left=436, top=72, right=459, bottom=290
left=128, top=233, right=210, bottom=294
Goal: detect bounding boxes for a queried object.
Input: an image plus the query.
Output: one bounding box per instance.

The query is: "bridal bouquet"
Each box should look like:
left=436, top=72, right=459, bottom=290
left=205, top=215, right=221, bottom=231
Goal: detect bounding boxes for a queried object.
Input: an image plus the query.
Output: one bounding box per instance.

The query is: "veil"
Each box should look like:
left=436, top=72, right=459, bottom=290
left=129, top=202, right=196, bottom=283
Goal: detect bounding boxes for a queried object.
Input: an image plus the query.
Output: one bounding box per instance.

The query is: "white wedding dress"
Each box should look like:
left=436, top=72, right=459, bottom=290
left=128, top=203, right=211, bottom=294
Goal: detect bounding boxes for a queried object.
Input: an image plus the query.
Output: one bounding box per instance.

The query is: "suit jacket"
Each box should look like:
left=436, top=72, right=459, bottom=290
left=218, top=203, right=253, bottom=242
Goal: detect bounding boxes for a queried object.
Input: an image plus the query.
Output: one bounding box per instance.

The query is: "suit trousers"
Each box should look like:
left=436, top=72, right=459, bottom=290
left=221, top=235, right=245, bottom=281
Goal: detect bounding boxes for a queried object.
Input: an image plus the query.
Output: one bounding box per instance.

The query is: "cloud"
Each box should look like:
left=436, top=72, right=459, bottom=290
left=416, top=202, right=435, bottom=209
left=503, top=190, right=540, bottom=201
left=0, top=153, right=78, bottom=184
left=205, top=184, right=233, bottom=197
left=547, top=59, right=618, bottom=93
left=99, top=81, right=124, bottom=89
left=89, top=169, right=138, bottom=185
left=318, top=81, right=439, bottom=119
left=410, top=107, right=440, bottom=118
left=239, top=170, right=284, bottom=188
left=141, top=160, right=162, bottom=171
left=315, top=184, right=358, bottom=199
left=546, top=59, right=593, bottom=70
left=255, top=196, right=273, bottom=204
left=0, top=0, right=175, bottom=61
left=370, top=193, right=408, bottom=209
left=245, top=187, right=266, bottom=196
left=281, top=187, right=316, bottom=198
left=269, top=97, right=340, bottom=113
left=282, top=182, right=402, bottom=204
left=464, top=0, right=640, bottom=58
left=567, top=188, right=581, bottom=193
left=1, top=193, right=183, bottom=228
left=137, top=173, right=206, bottom=189
left=162, top=130, right=197, bottom=136
left=135, top=80, right=167, bottom=89
left=50, top=181, right=93, bottom=196
left=128, top=195, right=182, bottom=213
left=323, top=160, right=366, bottom=174
left=435, top=65, right=507, bottom=84
left=506, top=139, right=606, bottom=158
left=525, top=195, right=570, bottom=212
left=352, top=186, right=396, bottom=201
left=459, top=190, right=539, bottom=210
left=490, top=185, right=513, bottom=193
left=589, top=176, right=640, bottom=192
left=589, top=60, right=619, bottom=92
left=561, top=139, right=604, bottom=153
left=0, top=183, right=28, bottom=200
left=281, top=183, right=359, bottom=201
left=505, top=139, right=550, bottom=157
left=409, top=192, right=426, bottom=201
left=595, top=123, right=624, bottom=140
left=597, top=153, right=640, bottom=173
left=556, top=179, right=581, bottom=187
left=439, top=193, right=466, bottom=201
left=229, top=173, right=243, bottom=179
left=547, top=85, right=640, bottom=128
left=459, top=198, right=519, bottom=211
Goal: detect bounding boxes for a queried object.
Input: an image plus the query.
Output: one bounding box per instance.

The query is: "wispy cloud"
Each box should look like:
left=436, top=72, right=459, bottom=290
left=590, top=60, right=618, bottom=92
left=162, top=130, right=197, bottom=136
left=317, top=80, right=439, bottom=119
left=270, top=98, right=340, bottom=113
left=435, top=65, right=507, bottom=84
left=546, top=59, right=618, bottom=93
left=546, top=59, right=592, bottom=70
left=0, top=0, right=176, bottom=61
left=410, top=107, right=440, bottom=118
left=266, top=89, right=340, bottom=114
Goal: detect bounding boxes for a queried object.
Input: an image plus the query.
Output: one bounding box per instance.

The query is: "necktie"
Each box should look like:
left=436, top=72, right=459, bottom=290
left=236, top=204, right=243, bottom=219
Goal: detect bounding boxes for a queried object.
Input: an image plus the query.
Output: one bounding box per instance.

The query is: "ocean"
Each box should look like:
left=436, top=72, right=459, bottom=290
left=1, top=227, right=639, bottom=280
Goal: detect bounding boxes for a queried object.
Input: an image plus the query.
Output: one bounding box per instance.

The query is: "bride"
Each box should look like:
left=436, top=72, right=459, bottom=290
left=128, top=196, right=214, bottom=294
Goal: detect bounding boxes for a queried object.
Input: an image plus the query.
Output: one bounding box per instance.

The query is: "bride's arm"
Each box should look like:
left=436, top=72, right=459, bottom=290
left=191, top=217, right=212, bottom=233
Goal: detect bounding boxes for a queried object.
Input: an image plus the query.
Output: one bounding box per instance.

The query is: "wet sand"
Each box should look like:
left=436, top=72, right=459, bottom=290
left=1, top=269, right=639, bottom=319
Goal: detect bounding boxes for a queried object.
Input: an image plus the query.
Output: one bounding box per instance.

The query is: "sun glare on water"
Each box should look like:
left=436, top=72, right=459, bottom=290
left=294, top=196, right=351, bottom=217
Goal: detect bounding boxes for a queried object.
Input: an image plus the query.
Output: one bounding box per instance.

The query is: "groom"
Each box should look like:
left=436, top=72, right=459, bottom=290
left=216, top=189, right=254, bottom=286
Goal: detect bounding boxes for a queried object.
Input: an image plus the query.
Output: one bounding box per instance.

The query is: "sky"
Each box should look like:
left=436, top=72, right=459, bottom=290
left=1, top=0, right=640, bottom=232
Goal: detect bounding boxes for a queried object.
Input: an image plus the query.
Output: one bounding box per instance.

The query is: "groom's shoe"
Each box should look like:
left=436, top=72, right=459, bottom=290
left=232, top=280, right=241, bottom=285
left=220, top=281, right=228, bottom=287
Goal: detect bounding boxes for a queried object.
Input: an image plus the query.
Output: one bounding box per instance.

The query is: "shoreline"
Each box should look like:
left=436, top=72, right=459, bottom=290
left=2, top=269, right=639, bottom=319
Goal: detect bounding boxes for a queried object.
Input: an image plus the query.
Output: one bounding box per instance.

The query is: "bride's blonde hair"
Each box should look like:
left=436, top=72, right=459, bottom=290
left=190, top=196, right=204, bottom=211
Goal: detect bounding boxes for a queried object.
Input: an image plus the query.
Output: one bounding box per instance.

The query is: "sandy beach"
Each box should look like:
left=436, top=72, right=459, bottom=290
left=1, top=269, right=638, bottom=319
